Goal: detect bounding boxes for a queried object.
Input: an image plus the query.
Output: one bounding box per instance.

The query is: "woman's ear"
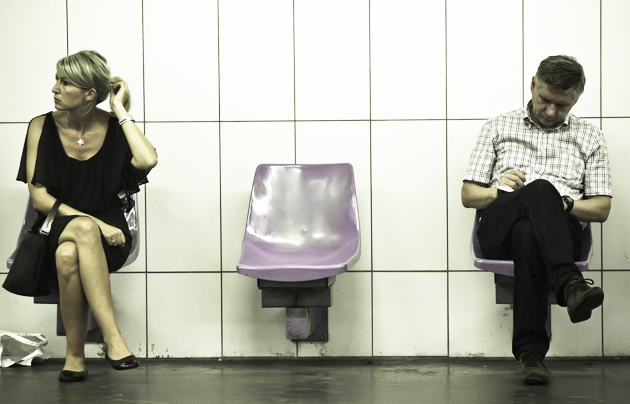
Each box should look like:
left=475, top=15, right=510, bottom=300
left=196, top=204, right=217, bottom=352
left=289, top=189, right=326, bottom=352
left=85, top=88, right=97, bottom=102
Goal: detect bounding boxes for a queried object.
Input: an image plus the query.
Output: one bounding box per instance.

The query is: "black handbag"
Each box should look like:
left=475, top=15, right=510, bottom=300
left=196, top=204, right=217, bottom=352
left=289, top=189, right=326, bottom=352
left=3, top=200, right=62, bottom=297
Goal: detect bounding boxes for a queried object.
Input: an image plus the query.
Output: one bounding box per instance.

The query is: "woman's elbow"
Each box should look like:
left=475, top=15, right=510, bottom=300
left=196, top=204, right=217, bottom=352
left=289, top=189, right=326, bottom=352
left=30, top=196, right=49, bottom=215
left=144, top=157, right=158, bottom=171
left=27, top=187, right=48, bottom=214
left=133, top=156, right=158, bottom=171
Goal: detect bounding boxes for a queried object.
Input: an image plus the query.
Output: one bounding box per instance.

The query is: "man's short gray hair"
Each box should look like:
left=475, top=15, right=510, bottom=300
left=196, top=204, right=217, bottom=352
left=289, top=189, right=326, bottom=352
left=534, top=55, right=585, bottom=99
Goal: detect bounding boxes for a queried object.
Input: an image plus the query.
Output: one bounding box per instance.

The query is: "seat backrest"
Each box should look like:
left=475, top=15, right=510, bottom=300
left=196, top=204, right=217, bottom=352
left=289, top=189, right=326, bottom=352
left=471, top=210, right=592, bottom=276
left=6, top=194, right=140, bottom=269
left=6, top=197, right=39, bottom=270
left=244, top=164, right=360, bottom=250
left=237, top=164, right=361, bottom=281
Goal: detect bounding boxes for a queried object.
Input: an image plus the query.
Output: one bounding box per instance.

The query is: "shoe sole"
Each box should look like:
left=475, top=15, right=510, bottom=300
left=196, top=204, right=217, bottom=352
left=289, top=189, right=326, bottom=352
left=58, top=370, right=88, bottom=382
left=568, top=288, right=604, bottom=323
left=523, top=376, right=549, bottom=385
left=521, top=367, right=550, bottom=385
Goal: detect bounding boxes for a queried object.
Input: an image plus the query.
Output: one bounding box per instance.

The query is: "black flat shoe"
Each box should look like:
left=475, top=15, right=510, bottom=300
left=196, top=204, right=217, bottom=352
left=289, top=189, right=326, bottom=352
left=58, top=369, right=88, bottom=383
left=105, top=352, right=139, bottom=370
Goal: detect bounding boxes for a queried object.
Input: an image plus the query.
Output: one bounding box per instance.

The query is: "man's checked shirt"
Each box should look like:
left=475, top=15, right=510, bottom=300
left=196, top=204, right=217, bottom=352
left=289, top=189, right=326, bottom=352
left=464, top=102, right=612, bottom=201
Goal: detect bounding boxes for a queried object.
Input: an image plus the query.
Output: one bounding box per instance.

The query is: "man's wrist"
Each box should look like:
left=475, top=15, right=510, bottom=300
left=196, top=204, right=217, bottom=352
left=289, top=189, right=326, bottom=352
left=562, top=195, right=574, bottom=212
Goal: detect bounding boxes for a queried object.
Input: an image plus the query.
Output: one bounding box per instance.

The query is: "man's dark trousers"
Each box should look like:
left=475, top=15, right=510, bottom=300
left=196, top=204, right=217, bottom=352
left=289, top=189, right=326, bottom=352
left=477, top=179, right=583, bottom=359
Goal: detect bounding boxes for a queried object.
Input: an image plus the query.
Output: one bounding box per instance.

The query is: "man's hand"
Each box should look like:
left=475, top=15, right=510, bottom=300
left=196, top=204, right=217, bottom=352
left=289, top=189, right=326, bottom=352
left=499, top=170, right=526, bottom=191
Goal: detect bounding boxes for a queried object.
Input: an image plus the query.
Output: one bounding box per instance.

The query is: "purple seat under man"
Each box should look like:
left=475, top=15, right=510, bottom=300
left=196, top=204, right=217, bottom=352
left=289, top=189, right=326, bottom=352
left=470, top=210, right=592, bottom=337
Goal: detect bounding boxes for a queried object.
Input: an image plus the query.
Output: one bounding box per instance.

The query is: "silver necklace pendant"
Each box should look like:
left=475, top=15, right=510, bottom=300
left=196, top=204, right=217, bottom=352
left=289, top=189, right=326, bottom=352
left=77, top=138, right=85, bottom=146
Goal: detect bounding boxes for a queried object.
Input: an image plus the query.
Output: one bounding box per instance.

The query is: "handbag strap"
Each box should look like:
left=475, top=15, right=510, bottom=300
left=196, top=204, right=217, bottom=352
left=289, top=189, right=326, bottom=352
left=39, top=200, right=62, bottom=236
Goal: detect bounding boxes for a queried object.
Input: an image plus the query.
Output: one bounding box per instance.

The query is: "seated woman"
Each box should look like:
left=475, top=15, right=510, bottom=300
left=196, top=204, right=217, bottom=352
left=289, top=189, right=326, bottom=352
left=17, top=50, right=158, bottom=382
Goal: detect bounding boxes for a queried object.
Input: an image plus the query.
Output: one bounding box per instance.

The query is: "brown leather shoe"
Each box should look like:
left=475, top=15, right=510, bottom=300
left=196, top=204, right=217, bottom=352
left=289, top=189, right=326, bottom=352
left=519, top=351, right=549, bottom=385
left=564, top=277, right=604, bottom=323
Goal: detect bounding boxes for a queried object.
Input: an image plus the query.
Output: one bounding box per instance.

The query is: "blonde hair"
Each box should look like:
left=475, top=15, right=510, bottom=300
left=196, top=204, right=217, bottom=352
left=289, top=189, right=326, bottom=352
left=56, top=50, right=131, bottom=113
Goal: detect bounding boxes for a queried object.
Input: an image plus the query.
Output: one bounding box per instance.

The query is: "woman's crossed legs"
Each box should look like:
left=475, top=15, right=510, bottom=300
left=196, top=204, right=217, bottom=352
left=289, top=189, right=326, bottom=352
left=56, top=216, right=132, bottom=372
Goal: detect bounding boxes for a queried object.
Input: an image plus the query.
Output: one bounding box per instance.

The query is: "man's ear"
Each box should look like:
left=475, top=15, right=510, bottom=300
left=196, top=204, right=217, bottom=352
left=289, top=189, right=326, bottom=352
left=530, top=76, right=536, bottom=92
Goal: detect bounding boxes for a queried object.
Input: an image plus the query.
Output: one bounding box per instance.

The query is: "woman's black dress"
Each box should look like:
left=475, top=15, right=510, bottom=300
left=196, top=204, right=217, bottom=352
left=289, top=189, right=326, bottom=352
left=17, top=111, right=149, bottom=283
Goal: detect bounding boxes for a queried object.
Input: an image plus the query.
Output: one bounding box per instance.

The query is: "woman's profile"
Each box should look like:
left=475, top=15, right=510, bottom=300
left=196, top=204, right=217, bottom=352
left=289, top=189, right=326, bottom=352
left=17, top=50, right=158, bottom=382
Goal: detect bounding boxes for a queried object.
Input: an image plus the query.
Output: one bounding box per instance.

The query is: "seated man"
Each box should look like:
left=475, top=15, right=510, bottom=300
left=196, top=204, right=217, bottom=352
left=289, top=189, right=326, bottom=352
left=461, top=55, right=612, bottom=385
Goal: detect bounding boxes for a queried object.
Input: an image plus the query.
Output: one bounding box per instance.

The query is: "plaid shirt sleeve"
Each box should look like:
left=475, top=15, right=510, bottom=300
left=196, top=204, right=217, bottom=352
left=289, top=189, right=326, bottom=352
left=464, top=119, right=496, bottom=184
left=584, top=131, right=613, bottom=197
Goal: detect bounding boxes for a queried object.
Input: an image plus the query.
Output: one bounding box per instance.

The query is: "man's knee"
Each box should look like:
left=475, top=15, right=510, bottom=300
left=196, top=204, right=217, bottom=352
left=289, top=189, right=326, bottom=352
left=515, top=180, right=562, bottom=211
left=525, top=179, right=559, bottom=196
left=56, top=242, right=79, bottom=278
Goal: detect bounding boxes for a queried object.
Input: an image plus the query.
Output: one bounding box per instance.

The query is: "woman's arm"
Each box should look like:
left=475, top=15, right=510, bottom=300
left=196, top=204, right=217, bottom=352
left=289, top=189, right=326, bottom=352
left=110, top=80, right=158, bottom=171
left=25, top=116, right=54, bottom=214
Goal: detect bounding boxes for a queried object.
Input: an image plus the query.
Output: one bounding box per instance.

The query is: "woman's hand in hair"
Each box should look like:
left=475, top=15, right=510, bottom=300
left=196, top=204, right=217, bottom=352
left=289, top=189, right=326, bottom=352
left=110, top=80, right=130, bottom=112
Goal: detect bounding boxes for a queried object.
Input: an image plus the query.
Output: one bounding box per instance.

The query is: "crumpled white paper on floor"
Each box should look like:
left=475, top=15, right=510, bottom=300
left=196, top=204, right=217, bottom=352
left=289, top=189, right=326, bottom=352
left=0, top=330, right=50, bottom=367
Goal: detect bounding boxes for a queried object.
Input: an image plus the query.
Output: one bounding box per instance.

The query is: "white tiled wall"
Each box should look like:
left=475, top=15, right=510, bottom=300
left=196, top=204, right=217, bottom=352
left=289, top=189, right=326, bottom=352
left=523, top=0, right=601, bottom=118
left=370, top=0, right=446, bottom=120
left=144, top=0, right=220, bottom=122
left=295, top=0, right=370, bottom=121
left=220, top=0, right=294, bottom=121
left=372, top=120, right=447, bottom=271
left=1, top=0, right=629, bottom=359
left=68, top=0, right=146, bottom=122
left=447, top=0, right=523, bottom=120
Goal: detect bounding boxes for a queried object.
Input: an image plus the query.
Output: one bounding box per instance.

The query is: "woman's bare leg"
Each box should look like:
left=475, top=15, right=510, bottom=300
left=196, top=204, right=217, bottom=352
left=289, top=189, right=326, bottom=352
left=57, top=217, right=133, bottom=362
left=56, top=241, right=88, bottom=372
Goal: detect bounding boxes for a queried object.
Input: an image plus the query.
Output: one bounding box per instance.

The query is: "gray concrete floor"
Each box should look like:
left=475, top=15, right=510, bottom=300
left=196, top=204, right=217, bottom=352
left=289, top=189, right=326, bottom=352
left=1, top=358, right=629, bottom=403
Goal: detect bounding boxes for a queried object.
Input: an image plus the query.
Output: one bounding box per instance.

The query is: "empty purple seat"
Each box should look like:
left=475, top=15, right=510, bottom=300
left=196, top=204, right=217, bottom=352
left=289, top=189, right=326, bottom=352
left=237, top=164, right=361, bottom=341
left=237, top=164, right=361, bottom=282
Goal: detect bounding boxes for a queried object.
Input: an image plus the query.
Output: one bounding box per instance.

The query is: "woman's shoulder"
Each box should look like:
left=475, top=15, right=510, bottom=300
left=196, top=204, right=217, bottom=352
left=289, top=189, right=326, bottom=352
left=30, top=112, right=51, bottom=126
left=95, top=108, right=117, bottom=131
left=27, top=113, right=52, bottom=140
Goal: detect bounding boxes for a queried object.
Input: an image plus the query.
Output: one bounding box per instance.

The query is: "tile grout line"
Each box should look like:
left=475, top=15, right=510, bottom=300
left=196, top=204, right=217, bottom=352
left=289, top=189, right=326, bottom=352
left=367, top=0, right=372, bottom=357
left=217, top=0, right=225, bottom=359
left=141, top=0, right=149, bottom=360
left=445, top=0, right=450, bottom=358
